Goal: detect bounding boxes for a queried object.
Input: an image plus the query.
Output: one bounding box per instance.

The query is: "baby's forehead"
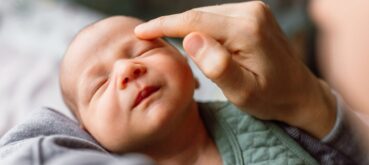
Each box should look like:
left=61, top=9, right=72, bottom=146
left=99, top=17, right=140, bottom=32
left=69, top=17, right=145, bottom=62
left=78, top=16, right=142, bottom=43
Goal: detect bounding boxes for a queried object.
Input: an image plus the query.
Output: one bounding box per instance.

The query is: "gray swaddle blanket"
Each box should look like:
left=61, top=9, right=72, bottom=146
left=0, top=108, right=154, bottom=165
left=0, top=104, right=360, bottom=165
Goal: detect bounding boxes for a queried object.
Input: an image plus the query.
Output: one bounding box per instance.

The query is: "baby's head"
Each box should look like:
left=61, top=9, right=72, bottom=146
left=60, top=16, right=197, bottom=153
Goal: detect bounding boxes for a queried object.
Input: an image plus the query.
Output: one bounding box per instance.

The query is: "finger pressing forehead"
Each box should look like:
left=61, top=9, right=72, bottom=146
left=134, top=1, right=268, bottom=41
left=134, top=10, right=238, bottom=41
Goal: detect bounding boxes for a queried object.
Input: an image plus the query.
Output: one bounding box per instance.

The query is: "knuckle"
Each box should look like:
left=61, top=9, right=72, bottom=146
left=234, top=1, right=270, bottom=36
left=181, top=10, right=203, bottom=27
left=157, top=16, right=168, bottom=28
left=252, top=1, right=269, bottom=13
left=237, top=19, right=261, bottom=39
left=250, top=1, right=270, bottom=20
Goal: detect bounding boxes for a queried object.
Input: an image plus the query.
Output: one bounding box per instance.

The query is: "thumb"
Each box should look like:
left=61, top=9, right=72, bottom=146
left=183, top=32, right=254, bottom=104
left=183, top=32, right=233, bottom=81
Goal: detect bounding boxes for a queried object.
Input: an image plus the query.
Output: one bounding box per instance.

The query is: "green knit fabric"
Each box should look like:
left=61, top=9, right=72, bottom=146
left=199, top=102, right=319, bottom=165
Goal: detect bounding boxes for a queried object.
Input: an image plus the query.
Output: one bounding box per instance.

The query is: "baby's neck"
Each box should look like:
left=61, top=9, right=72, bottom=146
left=141, top=101, right=222, bottom=165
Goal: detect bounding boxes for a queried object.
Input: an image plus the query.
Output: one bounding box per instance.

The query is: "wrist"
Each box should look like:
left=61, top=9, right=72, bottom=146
left=289, top=79, right=337, bottom=139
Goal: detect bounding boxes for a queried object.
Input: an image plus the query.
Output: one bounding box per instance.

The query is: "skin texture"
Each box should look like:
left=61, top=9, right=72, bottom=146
left=135, top=1, right=336, bottom=139
left=60, top=16, right=221, bottom=165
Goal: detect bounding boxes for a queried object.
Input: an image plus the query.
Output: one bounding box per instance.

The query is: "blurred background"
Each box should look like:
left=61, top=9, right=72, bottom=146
left=0, top=0, right=317, bottom=137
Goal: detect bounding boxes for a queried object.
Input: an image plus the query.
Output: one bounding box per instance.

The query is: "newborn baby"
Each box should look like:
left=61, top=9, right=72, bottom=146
left=60, top=16, right=218, bottom=164
left=60, top=16, right=318, bottom=165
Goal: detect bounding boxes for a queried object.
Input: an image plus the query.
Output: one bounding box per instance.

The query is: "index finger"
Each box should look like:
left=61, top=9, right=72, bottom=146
left=134, top=11, right=235, bottom=40
left=193, top=1, right=263, bottom=18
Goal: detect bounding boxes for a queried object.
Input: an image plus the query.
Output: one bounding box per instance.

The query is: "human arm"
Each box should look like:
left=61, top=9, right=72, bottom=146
left=134, top=1, right=336, bottom=139
left=321, top=94, right=369, bottom=164
left=281, top=91, right=369, bottom=164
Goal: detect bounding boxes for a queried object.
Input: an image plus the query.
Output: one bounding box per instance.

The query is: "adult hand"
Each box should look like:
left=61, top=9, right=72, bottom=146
left=135, top=1, right=336, bottom=139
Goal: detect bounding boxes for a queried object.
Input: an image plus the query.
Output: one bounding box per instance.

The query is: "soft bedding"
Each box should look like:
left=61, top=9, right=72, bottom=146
left=0, top=0, right=103, bottom=136
left=0, top=108, right=154, bottom=164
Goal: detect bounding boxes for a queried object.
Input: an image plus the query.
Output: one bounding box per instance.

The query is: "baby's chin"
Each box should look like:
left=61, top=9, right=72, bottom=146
left=110, top=101, right=196, bottom=153
left=102, top=125, right=172, bottom=154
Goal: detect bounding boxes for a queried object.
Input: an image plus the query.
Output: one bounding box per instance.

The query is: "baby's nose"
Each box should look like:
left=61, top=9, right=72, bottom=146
left=115, top=61, right=147, bottom=89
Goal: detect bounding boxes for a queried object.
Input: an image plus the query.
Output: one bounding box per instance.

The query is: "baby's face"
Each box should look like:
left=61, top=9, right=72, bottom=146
left=60, top=16, right=196, bottom=153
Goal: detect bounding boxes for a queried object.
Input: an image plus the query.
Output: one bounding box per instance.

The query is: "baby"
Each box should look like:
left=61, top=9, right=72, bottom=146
left=60, top=16, right=318, bottom=165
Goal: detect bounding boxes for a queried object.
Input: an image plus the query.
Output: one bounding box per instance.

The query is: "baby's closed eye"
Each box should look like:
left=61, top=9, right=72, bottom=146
left=132, top=42, right=164, bottom=58
left=89, top=77, right=109, bottom=103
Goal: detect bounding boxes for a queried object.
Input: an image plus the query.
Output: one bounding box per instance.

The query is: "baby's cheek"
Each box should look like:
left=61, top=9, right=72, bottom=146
left=88, top=101, right=127, bottom=152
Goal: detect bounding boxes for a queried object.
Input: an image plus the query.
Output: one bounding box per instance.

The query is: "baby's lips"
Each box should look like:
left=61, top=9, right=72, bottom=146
left=133, top=86, right=160, bottom=108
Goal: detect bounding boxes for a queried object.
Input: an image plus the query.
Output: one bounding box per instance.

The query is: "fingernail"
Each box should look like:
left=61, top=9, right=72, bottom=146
left=185, top=34, right=203, bottom=57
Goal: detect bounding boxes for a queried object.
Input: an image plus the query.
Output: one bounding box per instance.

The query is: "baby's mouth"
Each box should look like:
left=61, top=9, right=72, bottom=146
left=133, top=86, right=160, bottom=108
